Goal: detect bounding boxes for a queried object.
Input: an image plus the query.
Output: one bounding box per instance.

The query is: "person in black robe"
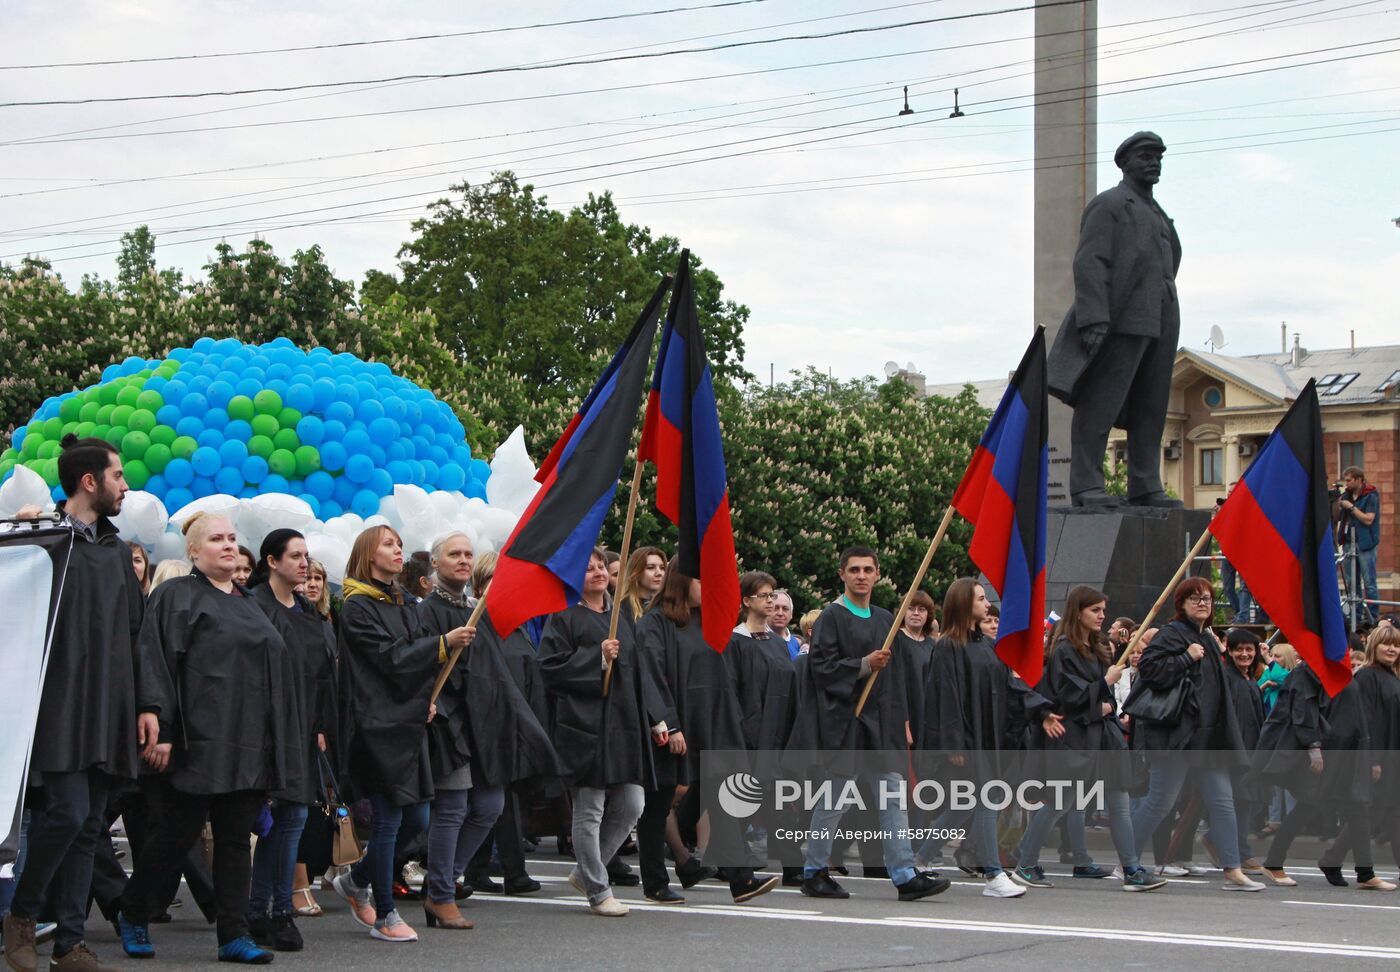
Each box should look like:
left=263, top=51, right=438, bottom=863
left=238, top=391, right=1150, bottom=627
left=794, top=546, right=948, bottom=902
left=1125, top=576, right=1262, bottom=892
left=538, top=548, right=668, bottom=918
left=3, top=438, right=144, bottom=972
left=1223, top=628, right=1267, bottom=872
left=1009, top=587, right=1163, bottom=892
left=637, top=563, right=778, bottom=904
left=246, top=528, right=337, bottom=952
left=893, top=591, right=937, bottom=744
left=117, top=512, right=305, bottom=965
left=918, top=578, right=1060, bottom=897
left=330, top=525, right=471, bottom=942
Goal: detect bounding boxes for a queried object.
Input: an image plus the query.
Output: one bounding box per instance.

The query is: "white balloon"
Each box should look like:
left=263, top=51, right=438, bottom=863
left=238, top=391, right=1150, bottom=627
left=152, top=530, right=187, bottom=564
left=377, top=496, right=403, bottom=529
left=110, top=490, right=168, bottom=545
left=236, top=493, right=314, bottom=553
left=487, top=425, right=540, bottom=515
left=429, top=489, right=461, bottom=521
left=362, top=514, right=388, bottom=529
left=0, top=464, right=55, bottom=516
left=168, top=493, right=240, bottom=528
left=305, top=533, right=350, bottom=587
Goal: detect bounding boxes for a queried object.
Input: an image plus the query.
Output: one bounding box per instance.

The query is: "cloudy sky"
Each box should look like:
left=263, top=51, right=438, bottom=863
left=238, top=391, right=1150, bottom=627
left=3, top=0, right=1397, bottom=387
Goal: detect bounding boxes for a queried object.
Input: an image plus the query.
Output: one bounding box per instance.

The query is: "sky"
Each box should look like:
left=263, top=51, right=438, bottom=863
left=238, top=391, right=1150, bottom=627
left=3, top=0, right=1398, bottom=388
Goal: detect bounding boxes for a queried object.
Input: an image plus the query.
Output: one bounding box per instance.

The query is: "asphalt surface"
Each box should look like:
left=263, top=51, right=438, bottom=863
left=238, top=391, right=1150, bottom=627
left=62, top=847, right=1400, bottom=971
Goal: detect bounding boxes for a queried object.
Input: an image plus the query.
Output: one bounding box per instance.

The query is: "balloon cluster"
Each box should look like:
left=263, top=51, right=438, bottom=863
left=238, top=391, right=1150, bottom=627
left=1, top=337, right=490, bottom=519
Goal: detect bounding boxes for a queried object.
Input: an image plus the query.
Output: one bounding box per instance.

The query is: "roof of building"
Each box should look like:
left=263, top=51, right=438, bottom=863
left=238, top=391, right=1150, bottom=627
left=1181, top=344, right=1400, bottom=406
left=923, top=378, right=1009, bottom=411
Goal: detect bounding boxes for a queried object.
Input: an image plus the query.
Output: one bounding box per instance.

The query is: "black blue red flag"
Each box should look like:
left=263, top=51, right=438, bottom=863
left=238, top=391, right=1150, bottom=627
left=487, top=279, right=670, bottom=638
left=951, top=328, right=1049, bottom=686
left=638, top=250, right=740, bottom=652
left=1211, top=380, right=1350, bottom=695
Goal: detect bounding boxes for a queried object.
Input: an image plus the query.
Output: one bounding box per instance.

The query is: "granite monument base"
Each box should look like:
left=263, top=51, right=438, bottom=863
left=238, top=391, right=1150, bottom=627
left=1045, top=505, right=1213, bottom=627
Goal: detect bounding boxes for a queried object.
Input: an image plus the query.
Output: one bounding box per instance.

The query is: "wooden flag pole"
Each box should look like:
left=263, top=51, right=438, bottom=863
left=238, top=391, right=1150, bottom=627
left=1114, top=527, right=1215, bottom=668
left=429, top=593, right=490, bottom=707
left=603, top=457, right=646, bottom=697
left=853, top=505, right=957, bottom=718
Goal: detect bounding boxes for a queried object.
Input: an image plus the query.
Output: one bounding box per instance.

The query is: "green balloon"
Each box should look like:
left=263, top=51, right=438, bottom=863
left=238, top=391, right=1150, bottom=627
left=98, top=383, right=121, bottom=406
left=91, top=424, right=111, bottom=442
left=81, top=387, right=101, bottom=405
left=157, top=362, right=179, bottom=378
left=41, top=458, right=59, bottom=486
left=123, top=459, right=150, bottom=490
left=0, top=460, right=12, bottom=482
left=228, top=395, right=255, bottom=422
left=253, top=390, right=282, bottom=416
left=149, top=426, right=176, bottom=447
left=0, top=447, right=16, bottom=463
left=96, top=404, right=116, bottom=425
left=106, top=426, right=128, bottom=449
left=136, top=390, right=163, bottom=412
left=277, top=407, right=302, bottom=430
left=37, top=439, right=60, bottom=460
left=121, top=430, right=151, bottom=460
left=79, top=401, right=100, bottom=423
left=61, top=421, right=79, bottom=438
left=144, top=443, right=172, bottom=474
left=110, top=405, right=135, bottom=428
left=42, top=417, right=63, bottom=439
left=20, top=435, right=43, bottom=460
left=268, top=448, right=297, bottom=478
left=171, top=435, right=198, bottom=460
left=75, top=422, right=96, bottom=438
left=115, top=385, right=141, bottom=408
left=272, top=428, right=299, bottom=452
left=247, top=435, right=275, bottom=460
left=60, top=398, right=83, bottom=422
left=128, top=409, right=157, bottom=434
left=251, top=414, right=279, bottom=439
left=293, top=445, right=321, bottom=477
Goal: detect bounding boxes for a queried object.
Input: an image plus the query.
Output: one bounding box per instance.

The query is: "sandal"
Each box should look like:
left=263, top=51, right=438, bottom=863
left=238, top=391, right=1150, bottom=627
left=1263, top=868, right=1297, bottom=887
left=293, top=887, right=323, bottom=917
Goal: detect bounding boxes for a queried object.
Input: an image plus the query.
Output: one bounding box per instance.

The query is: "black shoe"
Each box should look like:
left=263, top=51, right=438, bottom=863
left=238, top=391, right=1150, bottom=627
left=618, top=837, right=638, bottom=855
left=503, top=876, right=541, bottom=895
left=608, top=868, right=640, bottom=888
left=645, top=887, right=685, bottom=904
left=782, top=866, right=805, bottom=887
left=454, top=878, right=473, bottom=900
left=731, top=875, right=780, bottom=903
left=269, top=914, right=303, bottom=952
left=897, top=871, right=952, bottom=901
left=521, top=837, right=538, bottom=853
left=800, top=870, right=850, bottom=899
left=468, top=873, right=504, bottom=894
left=149, top=912, right=173, bottom=925
left=246, top=915, right=274, bottom=949
left=556, top=834, right=573, bottom=857
left=864, top=865, right=889, bottom=880
left=677, top=859, right=718, bottom=889
left=1320, top=866, right=1349, bottom=887
left=831, top=865, right=849, bottom=876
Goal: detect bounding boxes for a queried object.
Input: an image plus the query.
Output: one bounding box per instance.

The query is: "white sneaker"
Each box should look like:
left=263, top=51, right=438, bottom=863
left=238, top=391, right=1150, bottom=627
left=589, top=895, right=630, bottom=917
left=1110, top=867, right=1124, bottom=881
left=1155, top=865, right=1190, bottom=878
left=1176, top=861, right=1211, bottom=876
left=401, top=861, right=426, bottom=891
left=983, top=873, right=1026, bottom=898
left=1222, top=876, right=1266, bottom=892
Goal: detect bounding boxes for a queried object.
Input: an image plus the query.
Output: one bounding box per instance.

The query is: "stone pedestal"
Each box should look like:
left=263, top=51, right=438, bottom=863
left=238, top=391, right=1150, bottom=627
left=1044, top=506, right=1212, bottom=625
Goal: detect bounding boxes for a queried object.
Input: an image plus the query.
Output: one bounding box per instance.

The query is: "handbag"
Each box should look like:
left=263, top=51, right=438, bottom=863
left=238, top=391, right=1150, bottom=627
left=1123, top=680, right=1194, bottom=725
left=317, top=753, right=363, bottom=867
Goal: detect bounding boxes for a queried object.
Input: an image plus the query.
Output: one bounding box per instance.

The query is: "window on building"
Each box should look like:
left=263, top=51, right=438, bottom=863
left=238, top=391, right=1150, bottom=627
left=1376, top=370, right=1400, bottom=393
left=1340, top=441, right=1365, bottom=473
left=1200, top=447, right=1223, bottom=486
left=1317, top=373, right=1359, bottom=396
left=1202, top=385, right=1224, bottom=408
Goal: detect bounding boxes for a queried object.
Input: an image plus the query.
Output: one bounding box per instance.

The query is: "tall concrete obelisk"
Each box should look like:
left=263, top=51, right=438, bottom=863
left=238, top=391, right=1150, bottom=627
left=1034, top=0, right=1096, bottom=507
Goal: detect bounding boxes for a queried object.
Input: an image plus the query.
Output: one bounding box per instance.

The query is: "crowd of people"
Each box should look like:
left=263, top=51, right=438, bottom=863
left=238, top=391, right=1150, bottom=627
left=2, top=435, right=1398, bottom=970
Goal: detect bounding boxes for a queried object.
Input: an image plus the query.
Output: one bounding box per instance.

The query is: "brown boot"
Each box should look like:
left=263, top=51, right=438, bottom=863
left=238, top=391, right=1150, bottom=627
left=421, top=899, right=473, bottom=930
left=2, top=913, right=38, bottom=972
left=48, top=944, right=117, bottom=972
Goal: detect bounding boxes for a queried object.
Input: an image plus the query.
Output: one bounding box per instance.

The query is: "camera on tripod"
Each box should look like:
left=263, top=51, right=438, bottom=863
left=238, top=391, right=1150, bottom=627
left=1329, top=481, right=1347, bottom=502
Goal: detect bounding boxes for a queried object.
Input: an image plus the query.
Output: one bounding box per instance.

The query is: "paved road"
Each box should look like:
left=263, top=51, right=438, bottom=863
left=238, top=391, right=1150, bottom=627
left=68, top=852, right=1400, bottom=971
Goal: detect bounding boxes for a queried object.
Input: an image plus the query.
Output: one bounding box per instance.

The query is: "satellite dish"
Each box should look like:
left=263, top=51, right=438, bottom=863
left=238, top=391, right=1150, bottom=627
left=1208, top=325, right=1227, bottom=352
left=883, top=361, right=901, bottom=378
left=905, top=361, right=918, bottom=374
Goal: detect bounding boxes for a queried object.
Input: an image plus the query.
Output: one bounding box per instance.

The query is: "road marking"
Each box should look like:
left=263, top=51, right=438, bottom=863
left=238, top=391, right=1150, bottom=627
left=1283, top=899, right=1400, bottom=911
left=472, top=891, right=1400, bottom=960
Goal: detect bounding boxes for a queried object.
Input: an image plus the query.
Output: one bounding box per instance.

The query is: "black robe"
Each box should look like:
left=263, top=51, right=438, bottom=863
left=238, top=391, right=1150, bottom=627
left=417, top=593, right=560, bottom=789
left=893, top=631, right=935, bottom=742
left=639, top=610, right=747, bottom=786
left=539, top=602, right=667, bottom=789
left=28, top=514, right=145, bottom=783
left=1354, top=666, right=1400, bottom=809
left=1027, top=638, right=1132, bottom=790
left=137, top=571, right=305, bottom=799
left=1125, top=618, right=1246, bottom=762
left=1225, top=663, right=1267, bottom=801
left=805, top=600, right=908, bottom=754
left=253, top=585, right=338, bottom=806
left=919, top=634, right=1052, bottom=785
left=725, top=626, right=798, bottom=758
left=1252, top=662, right=1372, bottom=804
left=337, top=580, right=440, bottom=805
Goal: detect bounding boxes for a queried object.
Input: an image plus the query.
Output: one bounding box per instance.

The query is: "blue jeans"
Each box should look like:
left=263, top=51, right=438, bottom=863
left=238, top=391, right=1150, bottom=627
left=1234, top=798, right=1255, bottom=862
left=803, top=772, right=916, bottom=886
left=425, top=786, right=504, bottom=904
left=248, top=802, right=309, bottom=917
left=1359, top=546, right=1379, bottom=622
left=0, top=810, right=31, bottom=918
left=1131, top=756, right=1241, bottom=869
left=350, top=795, right=430, bottom=920
left=1017, top=789, right=1139, bottom=872
left=1269, top=786, right=1295, bottom=825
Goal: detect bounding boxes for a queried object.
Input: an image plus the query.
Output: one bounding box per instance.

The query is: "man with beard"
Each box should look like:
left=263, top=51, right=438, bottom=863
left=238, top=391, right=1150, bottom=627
left=4, top=437, right=147, bottom=972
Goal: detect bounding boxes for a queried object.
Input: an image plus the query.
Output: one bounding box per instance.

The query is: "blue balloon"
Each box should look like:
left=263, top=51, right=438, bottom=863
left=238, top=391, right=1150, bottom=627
left=407, top=460, right=425, bottom=486
left=287, top=478, right=305, bottom=495
left=185, top=376, right=212, bottom=396
left=319, top=499, right=343, bottom=520
left=321, top=419, right=347, bottom=443
left=311, top=378, right=337, bottom=411
left=383, top=396, right=407, bottom=422
left=235, top=378, right=262, bottom=399
left=332, top=476, right=357, bottom=507
left=344, top=453, right=373, bottom=484
left=191, top=446, right=221, bottom=477
left=355, top=381, right=378, bottom=407
left=265, top=378, right=289, bottom=399
left=203, top=409, right=229, bottom=431
left=334, top=383, right=360, bottom=408
left=169, top=348, right=191, bottom=362
left=343, top=428, right=373, bottom=456
left=285, top=383, right=315, bottom=413
left=122, top=355, right=145, bottom=373
left=320, top=441, right=347, bottom=473
left=175, top=416, right=204, bottom=439
left=164, top=458, right=194, bottom=487
left=387, top=440, right=410, bottom=462
left=296, top=416, right=325, bottom=446
left=452, top=446, right=472, bottom=468
left=420, top=459, right=440, bottom=486
left=368, top=416, right=398, bottom=445
left=11, top=427, right=26, bottom=450
left=299, top=494, right=321, bottom=518
left=164, top=487, right=194, bottom=511
left=367, top=445, right=386, bottom=467
left=144, top=474, right=168, bottom=496
left=403, top=400, right=422, bottom=426
left=267, top=363, right=293, bottom=381
left=411, top=436, right=432, bottom=459
left=305, top=470, right=335, bottom=501
left=218, top=440, right=248, bottom=467
left=241, top=455, right=269, bottom=485
left=101, top=364, right=121, bottom=382
left=469, top=459, right=491, bottom=482
left=224, top=419, right=252, bottom=443
left=239, top=486, right=259, bottom=499
left=51, top=484, right=67, bottom=503
left=325, top=401, right=354, bottom=426
left=206, top=381, right=235, bottom=408
left=367, top=468, right=393, bottom=496
left=356, top=398, right=385, bottom=425
left=464, top=479, right=487, bottom=500
left=190, top=475, right=215, bottom=496
left=387, top=460, right=413, bottom=484
left=196, top=429, right=223, bottom=449
left=427, top=445, right=449, bottom=468
left=162, top=381, right=187, bottom=405
left=214, top=464, right=244, bottom=493
left=193, top=337, right=216, bottom=353
left=145, top=375, right=169, bottom=394
left=351, top=489, right=380, bottom=518
left=261, top=474, right=290, bottom=495
left=180, top=392, right=209, bottom=418
left=438, top=463, right=466, bottom=492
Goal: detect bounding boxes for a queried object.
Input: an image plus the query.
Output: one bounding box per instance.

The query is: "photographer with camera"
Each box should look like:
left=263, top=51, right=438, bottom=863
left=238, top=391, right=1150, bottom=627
left=1337, top=466, right=1380, bottom=625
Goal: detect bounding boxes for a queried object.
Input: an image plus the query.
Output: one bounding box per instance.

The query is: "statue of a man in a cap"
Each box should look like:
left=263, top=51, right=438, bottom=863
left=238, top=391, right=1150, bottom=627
left=1048, top=131, right=1182, bottom=508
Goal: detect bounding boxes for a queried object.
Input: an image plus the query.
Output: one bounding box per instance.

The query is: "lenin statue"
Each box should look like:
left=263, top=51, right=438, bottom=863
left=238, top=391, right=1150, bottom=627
left=1048, top=131, right=1183, bottom=509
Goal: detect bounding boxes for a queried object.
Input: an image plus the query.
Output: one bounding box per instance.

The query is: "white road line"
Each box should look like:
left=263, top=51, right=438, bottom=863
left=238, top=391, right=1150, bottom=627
left=470, top=892, right=1400, bottom=960
left=1283, top=899, right=1400, bottom=911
